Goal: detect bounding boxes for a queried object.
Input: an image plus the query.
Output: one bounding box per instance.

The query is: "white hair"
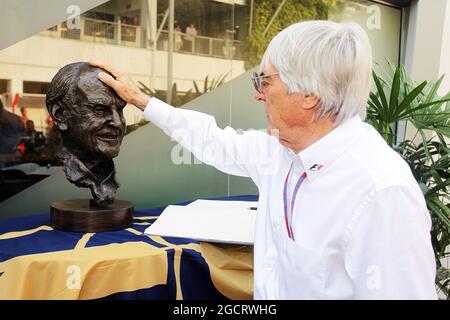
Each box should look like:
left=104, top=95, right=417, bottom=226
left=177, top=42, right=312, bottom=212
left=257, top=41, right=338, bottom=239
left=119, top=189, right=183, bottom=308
left=260, top=20, right=373, bottom=126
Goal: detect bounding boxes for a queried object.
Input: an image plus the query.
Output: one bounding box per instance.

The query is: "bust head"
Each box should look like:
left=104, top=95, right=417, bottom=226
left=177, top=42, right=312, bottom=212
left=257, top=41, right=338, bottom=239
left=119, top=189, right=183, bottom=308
left=46, top=62, right=127, bottom=206
left=46, top=62, right=126, bottom=162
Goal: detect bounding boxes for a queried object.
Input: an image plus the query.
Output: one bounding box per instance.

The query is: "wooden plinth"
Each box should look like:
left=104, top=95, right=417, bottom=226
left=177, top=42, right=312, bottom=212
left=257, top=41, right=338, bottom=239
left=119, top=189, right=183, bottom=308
left=50, top=199, right=134, bottom=233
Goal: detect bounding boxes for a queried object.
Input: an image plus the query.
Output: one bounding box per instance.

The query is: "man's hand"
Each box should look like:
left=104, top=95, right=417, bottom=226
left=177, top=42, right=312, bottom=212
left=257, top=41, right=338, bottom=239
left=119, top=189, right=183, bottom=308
left=89, top=60, right=151, bottom=111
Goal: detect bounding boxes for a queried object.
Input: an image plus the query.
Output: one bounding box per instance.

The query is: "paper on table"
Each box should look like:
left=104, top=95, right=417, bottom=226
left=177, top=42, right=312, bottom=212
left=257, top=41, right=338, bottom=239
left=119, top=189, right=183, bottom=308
left=144, top=204, right=257, bottom=245
left=187, top=199, right=258, bottom=210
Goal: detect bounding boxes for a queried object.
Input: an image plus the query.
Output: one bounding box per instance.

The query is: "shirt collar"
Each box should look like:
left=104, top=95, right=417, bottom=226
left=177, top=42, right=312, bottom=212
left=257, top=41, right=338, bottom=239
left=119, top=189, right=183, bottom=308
left=286, top=115, right=364, bottom=183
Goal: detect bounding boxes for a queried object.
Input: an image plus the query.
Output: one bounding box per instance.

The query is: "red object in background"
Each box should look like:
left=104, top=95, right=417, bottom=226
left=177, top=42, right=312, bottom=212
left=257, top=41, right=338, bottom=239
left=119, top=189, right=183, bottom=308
left=11, top=93, right=19, bottom=113
left=18, top=142, right=25, bottom=155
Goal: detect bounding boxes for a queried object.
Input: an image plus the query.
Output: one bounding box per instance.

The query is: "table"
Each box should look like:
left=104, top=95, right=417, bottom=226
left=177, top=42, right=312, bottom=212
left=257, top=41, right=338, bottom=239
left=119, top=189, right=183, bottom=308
left=0, top=195, right=257, bottom=300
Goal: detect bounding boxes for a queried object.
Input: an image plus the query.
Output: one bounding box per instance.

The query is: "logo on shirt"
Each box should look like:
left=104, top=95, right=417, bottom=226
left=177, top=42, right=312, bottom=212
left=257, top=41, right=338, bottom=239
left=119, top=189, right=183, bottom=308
left=308, top=164, right=324, bottom=171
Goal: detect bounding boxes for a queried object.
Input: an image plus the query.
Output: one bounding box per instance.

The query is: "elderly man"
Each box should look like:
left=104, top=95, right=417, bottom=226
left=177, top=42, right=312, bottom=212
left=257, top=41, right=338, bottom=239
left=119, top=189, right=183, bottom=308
left=46, top=62, right=127, bottom=206
left=91, top=21, right=437, bottom=299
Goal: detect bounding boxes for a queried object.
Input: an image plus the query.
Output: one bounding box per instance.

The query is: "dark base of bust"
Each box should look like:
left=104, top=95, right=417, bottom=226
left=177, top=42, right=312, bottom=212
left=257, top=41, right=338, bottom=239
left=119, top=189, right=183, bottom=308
left=50, top=199, right=134, bottom=232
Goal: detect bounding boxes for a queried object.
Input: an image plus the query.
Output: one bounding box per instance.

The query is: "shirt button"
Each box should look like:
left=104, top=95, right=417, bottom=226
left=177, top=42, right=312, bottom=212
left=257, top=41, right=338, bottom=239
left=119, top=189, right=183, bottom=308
left=273, top=220, right=281, bottom=229
left=264, top=260, right=273, bottom=269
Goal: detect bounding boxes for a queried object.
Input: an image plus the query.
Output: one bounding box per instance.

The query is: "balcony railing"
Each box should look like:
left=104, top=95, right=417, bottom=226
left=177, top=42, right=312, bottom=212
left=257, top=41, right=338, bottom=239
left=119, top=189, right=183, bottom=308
left=40, top=17, right=142, bottom=47
left=40, top=18, right=243, bottom=60
left=157, top=30, right=242, bottom=60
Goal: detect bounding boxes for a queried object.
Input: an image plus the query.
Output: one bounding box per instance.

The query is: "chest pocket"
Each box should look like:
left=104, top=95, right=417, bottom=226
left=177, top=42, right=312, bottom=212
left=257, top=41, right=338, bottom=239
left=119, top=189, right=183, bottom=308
left=275, top=235, right=328, bottom=299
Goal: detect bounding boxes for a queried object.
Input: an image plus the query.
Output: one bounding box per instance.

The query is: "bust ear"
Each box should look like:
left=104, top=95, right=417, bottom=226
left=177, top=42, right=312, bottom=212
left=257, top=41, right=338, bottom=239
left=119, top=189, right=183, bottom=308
left=49, top=102, right=68, bottom=131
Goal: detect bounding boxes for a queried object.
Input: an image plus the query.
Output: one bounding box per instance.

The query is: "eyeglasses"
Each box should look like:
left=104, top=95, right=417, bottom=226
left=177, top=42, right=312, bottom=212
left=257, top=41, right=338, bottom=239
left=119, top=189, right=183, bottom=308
left=251, top=72, right=279, bottom=94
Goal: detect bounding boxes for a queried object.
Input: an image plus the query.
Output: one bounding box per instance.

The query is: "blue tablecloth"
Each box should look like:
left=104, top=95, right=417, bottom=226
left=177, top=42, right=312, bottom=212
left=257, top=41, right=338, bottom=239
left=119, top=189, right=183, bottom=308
left=0, top=195, right=257, bottom=300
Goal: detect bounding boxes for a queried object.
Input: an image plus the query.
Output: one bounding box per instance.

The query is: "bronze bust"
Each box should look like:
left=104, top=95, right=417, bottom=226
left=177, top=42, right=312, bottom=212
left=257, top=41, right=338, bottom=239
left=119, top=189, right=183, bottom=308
left=46, top=62, right=133, bottom=232
left=46, top=62, right=126, bottom=206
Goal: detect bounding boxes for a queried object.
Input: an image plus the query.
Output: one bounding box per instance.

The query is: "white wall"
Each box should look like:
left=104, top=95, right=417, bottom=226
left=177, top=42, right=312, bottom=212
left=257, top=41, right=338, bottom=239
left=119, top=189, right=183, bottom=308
left=403, top=0, right=450, bottom=140
left=437, top=0, right=450, bottom=95
left=404, top=0, right=449, bottom=87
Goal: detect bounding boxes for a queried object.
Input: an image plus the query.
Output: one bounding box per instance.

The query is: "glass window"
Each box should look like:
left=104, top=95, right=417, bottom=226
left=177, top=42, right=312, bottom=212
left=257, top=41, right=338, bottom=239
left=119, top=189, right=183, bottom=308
left=0, top=0, right=404, bottom=216
left=23, top=81, right=50, bottom=94
left=0, top=79, right=9, bottom=94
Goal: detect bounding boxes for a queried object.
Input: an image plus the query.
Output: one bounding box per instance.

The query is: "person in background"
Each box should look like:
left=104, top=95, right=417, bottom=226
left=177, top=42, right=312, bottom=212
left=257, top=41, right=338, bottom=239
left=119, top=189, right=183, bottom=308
left=22, top=120, right=45, bottom=159
left=25, top=119, right=36, bottom=135
left=42, top=115, right=62, bottom=161
left=0, top=97, right=24, bottom=166
left=234, top=25, right=240, bottom=40
left=223, top=26, right=236, bottom=58
left=174, top=24, right=183, bottom=51
left=184, top=23, right=198, bottom=52
left=20, top=107, right=28, bottom=127
left=132, top=15, right=139, bottom=26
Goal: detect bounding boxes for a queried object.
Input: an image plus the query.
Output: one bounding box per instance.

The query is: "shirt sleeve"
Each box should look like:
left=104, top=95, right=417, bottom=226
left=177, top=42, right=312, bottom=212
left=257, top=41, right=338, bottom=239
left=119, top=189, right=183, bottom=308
left=344, top=185, right=437, bottom=299
left=143, top=97, right=276, bottom=186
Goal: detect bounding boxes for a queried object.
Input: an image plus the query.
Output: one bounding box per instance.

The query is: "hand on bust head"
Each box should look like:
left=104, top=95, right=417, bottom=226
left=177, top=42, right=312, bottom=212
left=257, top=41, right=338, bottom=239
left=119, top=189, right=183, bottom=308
left=89, top=60, right=151, bottom=111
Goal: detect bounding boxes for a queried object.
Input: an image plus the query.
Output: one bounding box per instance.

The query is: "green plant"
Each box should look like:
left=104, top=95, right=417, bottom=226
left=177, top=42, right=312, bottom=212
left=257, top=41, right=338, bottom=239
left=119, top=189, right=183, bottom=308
left=138, top=73, right=229, bottom=108
left=193, top=72, right=230, bottom=95
left=138, top=81, right=194, bottom=108
left=367, top=62, right=450, bottom=298
left=243, top=0, right=343, bottom=70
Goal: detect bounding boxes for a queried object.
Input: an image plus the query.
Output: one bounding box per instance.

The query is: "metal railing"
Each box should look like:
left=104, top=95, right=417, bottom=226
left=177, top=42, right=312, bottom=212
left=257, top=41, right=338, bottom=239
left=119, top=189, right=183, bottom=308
left=41, top=17, right=142, bottom=47
left=41, top=18, right=243, bottom=60
left=156, top=30, right=242, bottom=60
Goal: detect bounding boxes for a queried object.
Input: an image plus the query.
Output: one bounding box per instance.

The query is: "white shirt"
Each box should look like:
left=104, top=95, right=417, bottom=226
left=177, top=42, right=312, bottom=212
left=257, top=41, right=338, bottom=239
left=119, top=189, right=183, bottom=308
left=185, top=26, right=197, bottom=41
left=143, top=98, right=437, bottom=300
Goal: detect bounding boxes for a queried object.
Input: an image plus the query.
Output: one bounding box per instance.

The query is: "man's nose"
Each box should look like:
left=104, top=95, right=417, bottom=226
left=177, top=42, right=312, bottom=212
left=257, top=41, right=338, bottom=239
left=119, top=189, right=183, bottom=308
left=254, top=91, right=265, bottom=102
left=109, top=108, right=122, bottom=128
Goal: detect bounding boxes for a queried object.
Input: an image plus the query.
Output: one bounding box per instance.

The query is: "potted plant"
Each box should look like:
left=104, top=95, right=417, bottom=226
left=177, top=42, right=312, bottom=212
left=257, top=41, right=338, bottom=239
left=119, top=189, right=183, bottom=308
left=367, top=61, right=450, bottom=298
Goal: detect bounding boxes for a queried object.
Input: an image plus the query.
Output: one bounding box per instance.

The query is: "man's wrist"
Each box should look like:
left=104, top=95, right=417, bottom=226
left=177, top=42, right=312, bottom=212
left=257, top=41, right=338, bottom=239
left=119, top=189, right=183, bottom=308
left=134, top=94, right=151, bottom=111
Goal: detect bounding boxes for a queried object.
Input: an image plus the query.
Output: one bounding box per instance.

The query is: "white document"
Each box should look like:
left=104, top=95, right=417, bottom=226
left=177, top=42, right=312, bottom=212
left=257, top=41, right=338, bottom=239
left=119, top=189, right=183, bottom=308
left=187, top=199, right=258, bottom=210
left=144, top=201, right=258, bottom=245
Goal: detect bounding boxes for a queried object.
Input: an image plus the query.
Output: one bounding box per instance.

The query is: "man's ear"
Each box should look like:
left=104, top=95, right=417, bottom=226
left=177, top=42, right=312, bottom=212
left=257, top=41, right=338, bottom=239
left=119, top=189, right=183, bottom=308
left=302, top=93, right=320, bottom=110
left=49, top=102, right=68, bottom=131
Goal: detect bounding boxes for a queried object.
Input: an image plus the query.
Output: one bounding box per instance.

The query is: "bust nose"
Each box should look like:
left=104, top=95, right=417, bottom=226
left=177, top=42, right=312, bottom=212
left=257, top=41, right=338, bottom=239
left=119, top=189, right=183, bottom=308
left=109, top=107, right=122, bottom=129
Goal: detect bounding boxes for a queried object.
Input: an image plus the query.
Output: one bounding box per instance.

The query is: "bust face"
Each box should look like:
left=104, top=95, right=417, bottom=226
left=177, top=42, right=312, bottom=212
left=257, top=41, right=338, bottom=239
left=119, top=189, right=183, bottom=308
left=64, top=68, right=126, bottom=159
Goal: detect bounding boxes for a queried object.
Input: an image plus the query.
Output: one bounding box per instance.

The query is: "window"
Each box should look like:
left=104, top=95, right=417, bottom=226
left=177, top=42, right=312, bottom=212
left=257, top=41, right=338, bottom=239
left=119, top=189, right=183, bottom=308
left=23, top=81, right=50, bottom=94
left=0, top=79, right=9, bottom=94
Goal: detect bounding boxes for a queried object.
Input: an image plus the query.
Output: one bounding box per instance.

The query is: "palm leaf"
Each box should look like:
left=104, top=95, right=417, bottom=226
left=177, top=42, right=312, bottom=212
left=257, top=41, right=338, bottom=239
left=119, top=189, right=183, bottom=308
left=394, top=81, right=427, bottom=118
left=203, top=75, right=209, bottom=93
left=193, top=80, right=200, bottom=93
left=425, top=179, right=450, bottom=198
left=389, top=68, right=401, bottom=119
left=372, top=70, right=389, bottom=116
left=428, top=199, right=450, bottom=229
